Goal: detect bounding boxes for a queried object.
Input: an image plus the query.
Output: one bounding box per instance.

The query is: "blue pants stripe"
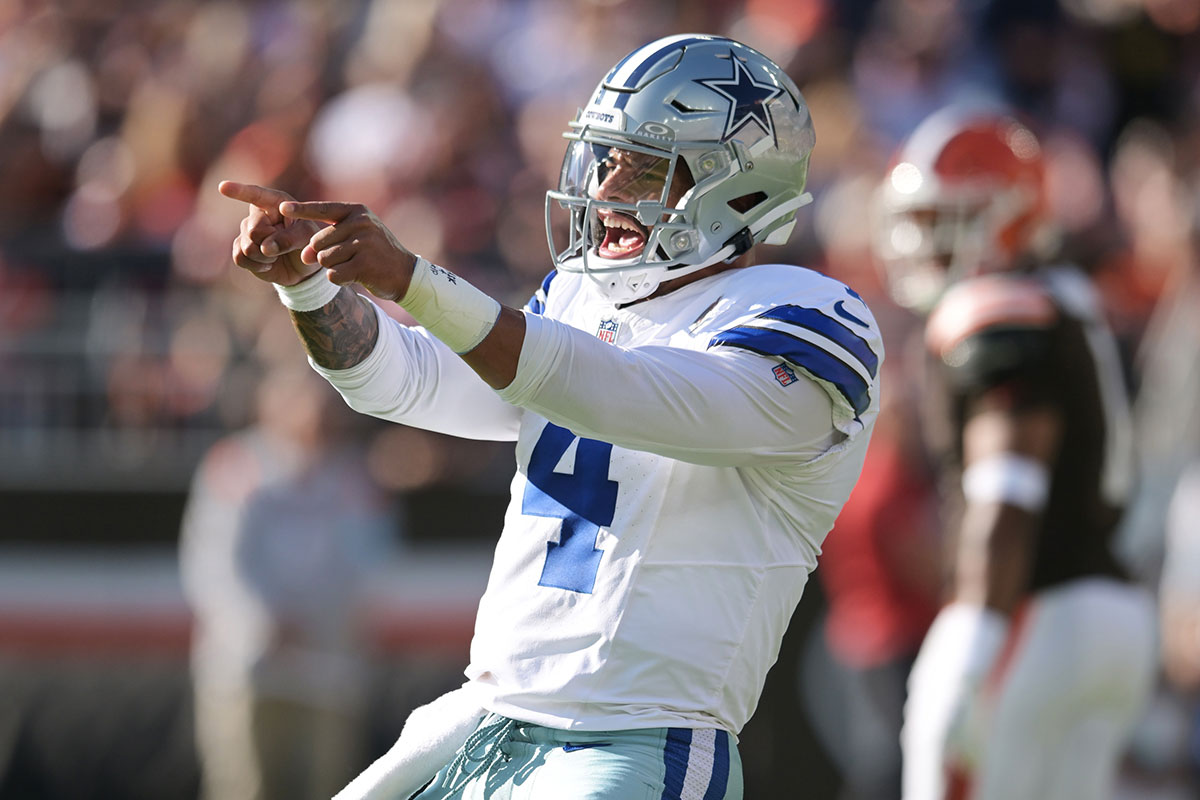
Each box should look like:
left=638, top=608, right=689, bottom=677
left=661, top=727, right=693, bottom=799
left=702, top=730, right=730, bottom=800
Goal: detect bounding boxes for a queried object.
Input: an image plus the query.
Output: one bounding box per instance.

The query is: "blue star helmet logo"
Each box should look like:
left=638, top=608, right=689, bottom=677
left=695, top=52, right=785, bottom=144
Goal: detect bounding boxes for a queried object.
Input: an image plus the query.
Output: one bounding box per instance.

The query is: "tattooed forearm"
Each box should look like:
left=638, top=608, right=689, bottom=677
left=291, top=286, right=380, bottom=369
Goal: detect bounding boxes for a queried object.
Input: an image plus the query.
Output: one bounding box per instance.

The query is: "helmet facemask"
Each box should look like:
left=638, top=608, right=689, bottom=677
left=547, top=130, right=723, bottom=304
left=876, top=180, right=1040, bottom=311
left=873, top=108, right=1048, bottom=312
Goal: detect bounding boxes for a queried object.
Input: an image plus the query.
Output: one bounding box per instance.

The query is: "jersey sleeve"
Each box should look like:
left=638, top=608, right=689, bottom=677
left=497, top=311, right=852, bottom=467
left=707, top=292, right=883, bottom=436
left=311, top=300, right=522, bottom=441
left=925, top=275, right=1059, bottom=397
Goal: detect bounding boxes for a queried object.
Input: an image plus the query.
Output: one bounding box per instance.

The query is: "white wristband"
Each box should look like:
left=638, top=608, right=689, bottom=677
left=928, top=602, right=1010, bottom=680
left=275, top=270, right=342, bottom=311
left=400, top=257, right=501, bottom=354
left=962, top=453, right=1050, bottom=513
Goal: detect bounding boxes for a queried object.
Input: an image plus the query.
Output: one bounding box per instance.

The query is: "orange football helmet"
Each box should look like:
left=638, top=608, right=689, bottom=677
left=874, top=107, right=1048, bottom=311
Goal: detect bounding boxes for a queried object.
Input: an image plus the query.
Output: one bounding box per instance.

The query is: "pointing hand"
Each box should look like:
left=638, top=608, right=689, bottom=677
left=218, top=181, right=321, bottom=287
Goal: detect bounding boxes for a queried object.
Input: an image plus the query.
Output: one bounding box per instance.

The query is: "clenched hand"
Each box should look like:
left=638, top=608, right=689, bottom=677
left=279, top=199, right=418, bottom=302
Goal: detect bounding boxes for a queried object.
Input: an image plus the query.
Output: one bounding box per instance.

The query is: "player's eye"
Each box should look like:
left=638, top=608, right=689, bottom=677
left=590, top=144, right=614, bottom=183
left=596, top=158, right=613, bottom=183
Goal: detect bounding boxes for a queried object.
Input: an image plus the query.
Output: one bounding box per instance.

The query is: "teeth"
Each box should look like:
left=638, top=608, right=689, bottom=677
left=595, top=211, right=646, bottom=258
left=600, top=212, right=643, bottom=233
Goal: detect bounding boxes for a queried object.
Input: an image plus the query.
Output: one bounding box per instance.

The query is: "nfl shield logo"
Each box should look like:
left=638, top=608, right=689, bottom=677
left=773, top=363, right=797, bottom=386
left=596, top=319, right=620, bottom=343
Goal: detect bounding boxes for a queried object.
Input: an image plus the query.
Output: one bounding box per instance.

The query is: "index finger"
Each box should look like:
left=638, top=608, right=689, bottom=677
left=279, top=200, right=357, bottom=224
left=218, top=181, right=292, bottom=221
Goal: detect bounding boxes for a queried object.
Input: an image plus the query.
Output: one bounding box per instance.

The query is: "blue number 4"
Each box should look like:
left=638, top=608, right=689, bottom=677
left=522, top=423, right=618, bottom=594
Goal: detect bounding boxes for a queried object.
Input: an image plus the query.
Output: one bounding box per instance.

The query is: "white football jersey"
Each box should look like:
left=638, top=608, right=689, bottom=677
left=314, top=263, right=883, bottom=735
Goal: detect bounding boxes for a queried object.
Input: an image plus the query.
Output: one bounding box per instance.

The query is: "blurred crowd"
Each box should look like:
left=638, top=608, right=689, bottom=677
left=1, top=0, right=1198, bottom=497
left=1, top=0, right=1197, bottom=494
left=2, top=0, right=1200, bottom=796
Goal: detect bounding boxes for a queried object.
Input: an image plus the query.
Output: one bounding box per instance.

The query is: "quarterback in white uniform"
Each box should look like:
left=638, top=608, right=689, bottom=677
left=222, top=34, right=882, bottom=800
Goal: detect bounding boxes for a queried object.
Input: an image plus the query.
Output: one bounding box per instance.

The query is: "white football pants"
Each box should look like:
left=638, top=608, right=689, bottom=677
left=902, top=577, right=1156, bottom=800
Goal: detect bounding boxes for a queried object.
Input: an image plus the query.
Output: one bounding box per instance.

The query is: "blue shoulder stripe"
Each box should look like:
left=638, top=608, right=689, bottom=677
left=710, top=326, right=871, bottom=415
left=523, top=270, right=557, bottom=315
left=758, top=305, right=878, bottom=378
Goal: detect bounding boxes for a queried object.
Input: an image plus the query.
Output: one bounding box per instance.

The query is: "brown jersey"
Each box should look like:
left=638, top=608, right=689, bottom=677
left=921, top=266, right=1135, bottom=591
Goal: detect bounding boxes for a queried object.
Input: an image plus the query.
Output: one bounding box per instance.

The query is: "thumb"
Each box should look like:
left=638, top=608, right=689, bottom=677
left=261, top=222, right=318, bottom=257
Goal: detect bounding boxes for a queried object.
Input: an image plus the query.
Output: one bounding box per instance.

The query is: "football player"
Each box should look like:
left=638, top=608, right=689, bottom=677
left=874, top=108, right=1157, bottom=800
left=222, top=34, right=883, bottom=800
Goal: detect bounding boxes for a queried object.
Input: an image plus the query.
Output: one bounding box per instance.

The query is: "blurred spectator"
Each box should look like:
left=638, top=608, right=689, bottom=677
left=802, top=351, right=941, bottom=800
left=1159, top=462, right=1200, bottom=790
left=850, top=0, right=1005, bottom=145
left=802, top=161, right=942, bottom=800
left=1116, top=206, right=1200, bottom=581
left=1162, top=462, right=1200, bottom=687
left=179, top=360, right=399, bottom=800
left=1115, top=124, right=1200, bottom=795
left=1094, top=119, right=1195, bottom=354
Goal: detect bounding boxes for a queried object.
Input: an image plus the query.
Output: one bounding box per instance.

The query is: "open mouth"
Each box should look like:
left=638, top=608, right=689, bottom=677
left=595, top=209, right=648, bottom=259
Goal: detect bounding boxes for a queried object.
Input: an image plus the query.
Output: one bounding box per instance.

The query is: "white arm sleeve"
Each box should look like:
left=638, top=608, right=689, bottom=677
left=1163, top=461, right=1200, bottom=597
left=902, top=602, right=1009, bottom=795
left=497, top=312, right=839, bottom=467
left=311, top=301, right=521, bottom=441
left=332, top=685, right=485, bottom=800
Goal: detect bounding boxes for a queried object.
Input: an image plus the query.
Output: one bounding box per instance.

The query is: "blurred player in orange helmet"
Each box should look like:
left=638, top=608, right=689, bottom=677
left=874, top=107, right=1157, bottom=800
left=876, top=109, right=1049, bottom=312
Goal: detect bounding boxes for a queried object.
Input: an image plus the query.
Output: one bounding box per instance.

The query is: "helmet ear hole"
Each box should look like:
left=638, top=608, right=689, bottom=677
left=728, top=192, right=767, bottom=213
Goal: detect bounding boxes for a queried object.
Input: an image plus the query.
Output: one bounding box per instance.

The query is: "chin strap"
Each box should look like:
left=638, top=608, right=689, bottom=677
left=723, top=227, right=756, bottom=260
left=592, top=243, right=738, bottom=304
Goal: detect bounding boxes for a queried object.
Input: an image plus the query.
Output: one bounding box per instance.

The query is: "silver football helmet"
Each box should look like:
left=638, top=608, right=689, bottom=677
left=546, top=34, right=816, bottom=304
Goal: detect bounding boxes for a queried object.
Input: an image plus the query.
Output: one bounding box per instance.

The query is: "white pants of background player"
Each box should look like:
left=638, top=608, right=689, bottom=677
left=902, top=577, right=1156, bottom=800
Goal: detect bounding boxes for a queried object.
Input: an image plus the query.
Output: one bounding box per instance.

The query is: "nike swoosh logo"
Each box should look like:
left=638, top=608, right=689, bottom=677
left=562, top=743, right=612, bottom=752
left=833, top=299, right=869, bottom=328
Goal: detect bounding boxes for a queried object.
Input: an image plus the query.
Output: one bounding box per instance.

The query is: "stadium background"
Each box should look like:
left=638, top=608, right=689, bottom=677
left=1, top=0, right=1198, bottom=797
